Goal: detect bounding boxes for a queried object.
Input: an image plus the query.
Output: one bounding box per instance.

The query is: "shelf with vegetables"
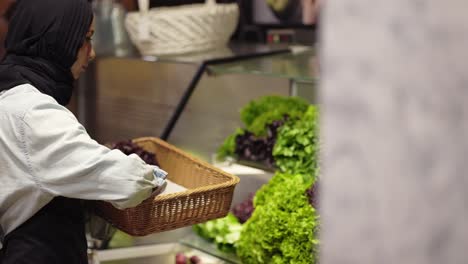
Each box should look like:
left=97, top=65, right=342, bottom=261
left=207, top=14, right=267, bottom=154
left=81, top=42, right=318, bottom=262
left=182, top=95, right=320, bottom=264
left=85, top=93, right=318, bottom=264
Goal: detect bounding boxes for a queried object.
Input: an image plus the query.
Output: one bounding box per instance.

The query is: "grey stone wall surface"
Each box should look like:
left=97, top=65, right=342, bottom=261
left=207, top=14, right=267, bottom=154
left=321, top=1, right=468, bottom=264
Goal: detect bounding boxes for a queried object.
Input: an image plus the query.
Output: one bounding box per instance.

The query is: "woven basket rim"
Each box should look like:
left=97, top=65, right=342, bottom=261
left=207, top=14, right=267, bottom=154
left=126, top=2, right=238, bottom=17
left=132, top=137, right=240, bottom=202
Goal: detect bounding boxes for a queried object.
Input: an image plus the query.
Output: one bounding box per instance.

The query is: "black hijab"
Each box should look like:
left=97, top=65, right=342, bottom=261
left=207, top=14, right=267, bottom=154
left=0, top=0, right=93, bottom=106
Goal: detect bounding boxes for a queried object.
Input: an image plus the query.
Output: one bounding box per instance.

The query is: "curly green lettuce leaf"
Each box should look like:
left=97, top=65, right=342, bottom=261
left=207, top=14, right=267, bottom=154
left=193, top=213, right=242, bottom=253
left=240, top=96, right=309, bottom=136
left=237, top=172, right=319, bottom=264
left=253, top=172, right=313, bottom=209
left=273, top=105, right=319, bottom=181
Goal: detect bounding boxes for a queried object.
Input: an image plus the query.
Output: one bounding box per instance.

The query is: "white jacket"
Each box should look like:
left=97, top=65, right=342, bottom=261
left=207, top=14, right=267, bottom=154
left=0, top=84, right=159, bottom=249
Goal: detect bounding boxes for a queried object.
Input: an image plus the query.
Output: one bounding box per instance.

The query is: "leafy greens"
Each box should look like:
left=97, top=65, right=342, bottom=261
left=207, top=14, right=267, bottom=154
left=237, top=172, right=319, bottom=264
left=273, top=105, right=319, bottom=180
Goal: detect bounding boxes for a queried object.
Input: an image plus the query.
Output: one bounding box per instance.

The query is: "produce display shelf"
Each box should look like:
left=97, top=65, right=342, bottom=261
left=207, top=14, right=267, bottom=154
left=180, top=233, right=241, bottom=264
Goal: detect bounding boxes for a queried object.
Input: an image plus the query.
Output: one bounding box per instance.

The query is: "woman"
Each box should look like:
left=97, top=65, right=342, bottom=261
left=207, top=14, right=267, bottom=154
left=0, top=0, right=166, bottom=263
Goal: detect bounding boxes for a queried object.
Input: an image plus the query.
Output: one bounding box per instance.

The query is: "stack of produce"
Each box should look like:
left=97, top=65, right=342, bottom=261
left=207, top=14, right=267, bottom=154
left=237, top=102, right=321, bottom=263
left=273, top=104, right=319, bottom=177
left=217, top=95, right=310, bottom=168
left=109, top=140, right=160, bottom=166
left=194, top=95, right=321, bottom=263
left=237, top=172, right=319, bottom=264
left=192, top=213, right=243, bottom=253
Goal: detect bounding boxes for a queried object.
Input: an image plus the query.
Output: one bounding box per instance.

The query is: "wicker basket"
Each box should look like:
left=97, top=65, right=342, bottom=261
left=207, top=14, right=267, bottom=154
left=124, top=0, right=239, bottom=56
left=93, top=137, right=240, bottom=236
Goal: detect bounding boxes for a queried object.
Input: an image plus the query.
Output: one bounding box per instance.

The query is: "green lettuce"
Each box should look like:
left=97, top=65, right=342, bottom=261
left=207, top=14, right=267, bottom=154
left=273, top=105, right=319, bottom=180
left=193, top=213, right=242, bottom=253
left=216, top=96, right=310, bottom=160
left=240, top=96, right=309, bottom=136
left=237, top=172, right=319, bottom=264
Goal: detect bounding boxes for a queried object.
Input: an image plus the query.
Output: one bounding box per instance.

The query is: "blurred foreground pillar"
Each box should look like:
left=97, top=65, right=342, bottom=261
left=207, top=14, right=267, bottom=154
left=321, top=1, right=468, bottom=263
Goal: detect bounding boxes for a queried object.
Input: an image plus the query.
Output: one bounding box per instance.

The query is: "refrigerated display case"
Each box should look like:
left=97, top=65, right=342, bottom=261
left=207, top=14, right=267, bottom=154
left=78, top=42, right=317, bottom=264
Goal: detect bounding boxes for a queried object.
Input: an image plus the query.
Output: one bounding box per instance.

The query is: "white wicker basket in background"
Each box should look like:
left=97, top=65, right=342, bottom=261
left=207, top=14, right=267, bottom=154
left=125, top=0, right=239, bottom=56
